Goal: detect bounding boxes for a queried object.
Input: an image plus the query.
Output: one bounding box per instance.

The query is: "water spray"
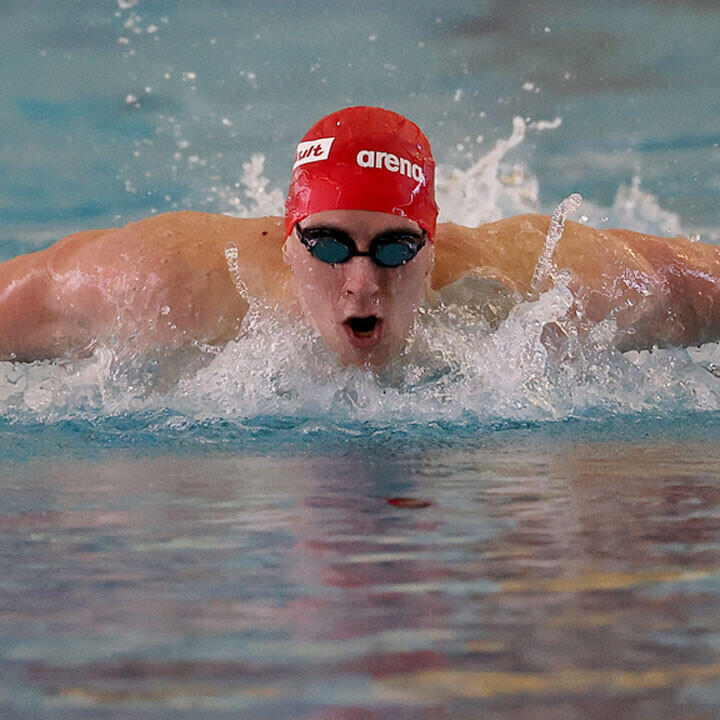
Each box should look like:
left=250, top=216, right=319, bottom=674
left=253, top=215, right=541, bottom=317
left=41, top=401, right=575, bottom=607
left=530, top=192, right=583, bottom=295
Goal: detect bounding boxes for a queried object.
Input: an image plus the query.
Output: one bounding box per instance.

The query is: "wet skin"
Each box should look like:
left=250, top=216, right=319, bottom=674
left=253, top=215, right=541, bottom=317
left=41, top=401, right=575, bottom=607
left=282, top=210, right=434, bottom=367
left=3, top=210, right=720, bottom=364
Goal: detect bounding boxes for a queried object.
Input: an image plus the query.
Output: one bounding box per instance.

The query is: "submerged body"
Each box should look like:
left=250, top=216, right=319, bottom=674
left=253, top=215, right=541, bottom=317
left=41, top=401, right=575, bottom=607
left=1, top=209, right=720, bottom=364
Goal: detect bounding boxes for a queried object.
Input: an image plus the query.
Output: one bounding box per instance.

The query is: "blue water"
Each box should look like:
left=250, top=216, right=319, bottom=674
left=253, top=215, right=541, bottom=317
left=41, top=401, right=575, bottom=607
left=3, top=1, right=720, bottom=717
left=2, top=0, right=719, bottom=243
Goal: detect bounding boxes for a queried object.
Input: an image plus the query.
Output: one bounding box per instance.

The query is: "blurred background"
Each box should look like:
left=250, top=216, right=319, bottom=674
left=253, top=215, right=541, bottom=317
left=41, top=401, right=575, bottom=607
left=1, top=0, right=718, bottom=256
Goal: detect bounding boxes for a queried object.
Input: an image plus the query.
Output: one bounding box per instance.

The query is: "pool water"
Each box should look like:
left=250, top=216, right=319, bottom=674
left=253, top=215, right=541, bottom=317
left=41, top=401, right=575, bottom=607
left=6, top=433, right=720, bottom=719
left=2, top=1, right=720, bottom=717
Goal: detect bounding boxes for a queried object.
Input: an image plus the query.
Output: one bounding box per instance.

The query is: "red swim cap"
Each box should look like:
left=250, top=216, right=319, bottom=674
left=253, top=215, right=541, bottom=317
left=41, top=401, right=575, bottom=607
left=285, top=106, right=438, bottom=238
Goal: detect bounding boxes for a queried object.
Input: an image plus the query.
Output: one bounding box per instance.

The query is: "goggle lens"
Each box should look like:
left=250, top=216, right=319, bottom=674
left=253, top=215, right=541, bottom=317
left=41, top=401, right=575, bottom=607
left=296, top=225, right=426, bottom=268
left=374, top=239, right=419, bottom=267
left=311, top=236, right=353, bottom=264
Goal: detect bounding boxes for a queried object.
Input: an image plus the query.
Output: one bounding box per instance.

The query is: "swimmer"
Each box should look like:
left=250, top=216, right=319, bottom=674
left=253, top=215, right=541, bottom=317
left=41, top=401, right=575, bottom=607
left=2, top=105, right=720, bottom=367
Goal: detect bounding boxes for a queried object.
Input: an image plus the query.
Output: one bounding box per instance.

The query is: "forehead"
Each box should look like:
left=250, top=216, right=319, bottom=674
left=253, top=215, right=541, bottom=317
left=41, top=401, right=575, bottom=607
left=301, top=209, right=422, bottom=235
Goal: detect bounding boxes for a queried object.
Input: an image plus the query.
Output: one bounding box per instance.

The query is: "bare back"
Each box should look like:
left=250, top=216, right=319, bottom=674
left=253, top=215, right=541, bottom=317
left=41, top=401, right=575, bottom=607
left=0, top=212, right=286, bottom=360
left=2, top=210, right=720, bottom=361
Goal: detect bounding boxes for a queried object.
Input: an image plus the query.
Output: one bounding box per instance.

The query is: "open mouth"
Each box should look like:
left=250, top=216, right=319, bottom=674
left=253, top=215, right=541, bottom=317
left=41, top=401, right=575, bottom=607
left=347, top=316, right=378, bottom=337
left=343, top=315, right=383, bottom=347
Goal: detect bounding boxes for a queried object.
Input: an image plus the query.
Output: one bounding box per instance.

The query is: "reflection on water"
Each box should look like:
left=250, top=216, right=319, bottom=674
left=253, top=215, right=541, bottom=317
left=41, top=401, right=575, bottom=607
left=3, top=438, right=720, bottom=718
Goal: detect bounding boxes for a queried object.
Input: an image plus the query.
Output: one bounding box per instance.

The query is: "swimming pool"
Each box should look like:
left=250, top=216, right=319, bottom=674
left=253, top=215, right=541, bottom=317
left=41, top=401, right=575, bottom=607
left=2, top=1, right=720, bottom=717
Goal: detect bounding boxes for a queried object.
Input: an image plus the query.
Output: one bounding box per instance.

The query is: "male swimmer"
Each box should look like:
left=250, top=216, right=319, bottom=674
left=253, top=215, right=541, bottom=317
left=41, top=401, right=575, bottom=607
left=1, top=105, right=720, bottom=367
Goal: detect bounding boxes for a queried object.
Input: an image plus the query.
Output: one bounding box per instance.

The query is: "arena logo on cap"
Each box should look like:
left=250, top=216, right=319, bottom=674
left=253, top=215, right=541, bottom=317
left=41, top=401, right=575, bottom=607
left=293, top=137, right=335, bottom=169
left=355, top=149, right=425, bottom=183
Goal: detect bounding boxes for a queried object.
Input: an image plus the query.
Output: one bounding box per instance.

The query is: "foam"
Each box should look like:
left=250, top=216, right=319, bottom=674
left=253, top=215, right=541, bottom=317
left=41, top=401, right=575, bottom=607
left=2, top=118, right=719, bottom=434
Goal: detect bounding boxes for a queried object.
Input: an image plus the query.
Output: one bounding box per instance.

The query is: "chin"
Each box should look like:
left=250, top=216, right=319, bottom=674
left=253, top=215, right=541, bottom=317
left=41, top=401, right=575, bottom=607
left=345, top=350, right=389, bottom=368
left=335, top=338, right=399, bottom=368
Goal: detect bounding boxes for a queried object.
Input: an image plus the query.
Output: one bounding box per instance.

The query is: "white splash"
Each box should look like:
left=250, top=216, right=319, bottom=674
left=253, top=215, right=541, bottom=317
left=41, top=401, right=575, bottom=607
left=3, top=119, right=720, bottom=430
left=435, top=116, right=538, bottom=226
left=531, top=192, right=583, bottom=294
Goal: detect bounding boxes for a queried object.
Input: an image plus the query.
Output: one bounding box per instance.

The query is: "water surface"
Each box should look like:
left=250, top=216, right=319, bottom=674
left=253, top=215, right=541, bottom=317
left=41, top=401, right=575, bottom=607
left=4, top=434, right=720, bottom=718
left=2, top=1, right=720, bottom=717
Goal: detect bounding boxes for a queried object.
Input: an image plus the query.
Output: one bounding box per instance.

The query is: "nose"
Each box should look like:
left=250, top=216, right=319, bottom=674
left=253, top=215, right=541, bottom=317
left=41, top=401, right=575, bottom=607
left=341, top=256, right=381, bottom=298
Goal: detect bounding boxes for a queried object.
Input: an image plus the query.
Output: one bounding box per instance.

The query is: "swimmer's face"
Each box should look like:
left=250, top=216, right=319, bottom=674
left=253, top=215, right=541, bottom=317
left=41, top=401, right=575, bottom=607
left=283, top=209, right=434, bottom=367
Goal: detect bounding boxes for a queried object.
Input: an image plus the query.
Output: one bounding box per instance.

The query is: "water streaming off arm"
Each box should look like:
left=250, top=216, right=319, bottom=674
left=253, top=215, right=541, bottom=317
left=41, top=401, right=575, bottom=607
left=2, top=121, right=720, bottom=434
left=224, top=243, right=251, bottom=303
left=530, top=192, right=583, bottom=295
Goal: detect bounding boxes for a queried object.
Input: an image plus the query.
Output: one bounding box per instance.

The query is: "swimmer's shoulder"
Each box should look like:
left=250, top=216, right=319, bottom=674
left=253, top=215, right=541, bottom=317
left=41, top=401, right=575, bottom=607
left=39, top=210, right=289, bottom=305
left=48, top=210, right=285, bottom=269
left=144, top=211, right=292, bottom=305
left=432, top=215, right=551, bottom=294
left=127, top=211, right=287, bottom=272
left=105, top=210, right=285, bottom=254
left=51, top=210, right=283, bottom=248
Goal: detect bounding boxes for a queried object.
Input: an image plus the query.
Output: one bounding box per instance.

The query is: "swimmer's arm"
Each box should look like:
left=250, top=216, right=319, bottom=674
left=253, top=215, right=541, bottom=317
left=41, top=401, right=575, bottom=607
left=0, top=229, right=109, bottom=361
left=600, top=228, right=720, bottom=350
left=0, top=211, right=267, bottom=362
left=435, top=215, right=720, bottom=350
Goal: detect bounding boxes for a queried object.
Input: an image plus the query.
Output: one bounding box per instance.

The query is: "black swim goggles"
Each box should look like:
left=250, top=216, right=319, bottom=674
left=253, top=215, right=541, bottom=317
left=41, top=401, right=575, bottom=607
left=295, top=223, right=427, bottom=268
